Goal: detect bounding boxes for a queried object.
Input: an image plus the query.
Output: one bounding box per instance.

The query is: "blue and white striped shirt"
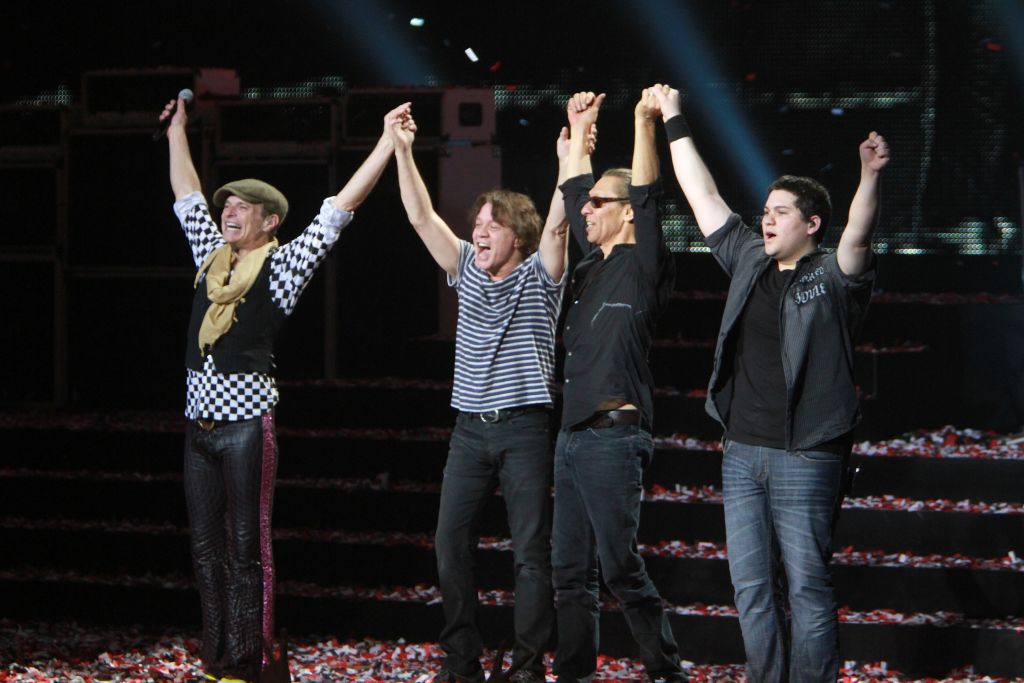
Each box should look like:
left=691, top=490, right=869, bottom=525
left=449, top=240, right=565, bottom=412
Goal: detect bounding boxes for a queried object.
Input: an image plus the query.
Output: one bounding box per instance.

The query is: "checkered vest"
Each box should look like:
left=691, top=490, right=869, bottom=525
left=185, top=258, right=286, bottom=374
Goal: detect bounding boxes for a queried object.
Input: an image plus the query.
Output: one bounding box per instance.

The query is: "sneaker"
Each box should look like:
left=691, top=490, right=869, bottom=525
left=432, top=668, right=485, bottom=683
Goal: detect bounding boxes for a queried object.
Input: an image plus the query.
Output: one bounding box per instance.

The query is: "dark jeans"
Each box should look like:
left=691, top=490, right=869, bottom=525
left=184, top=414, right=278, bottom=681
left=552, top=425, right=682, bottom=682
left=436, top=410, right=555, bottom=678
left=722, top=439, right=847, bottom=683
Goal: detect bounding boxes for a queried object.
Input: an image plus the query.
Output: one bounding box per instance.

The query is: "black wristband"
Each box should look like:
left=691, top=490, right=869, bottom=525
left=664, top=114, right=691, bottom=142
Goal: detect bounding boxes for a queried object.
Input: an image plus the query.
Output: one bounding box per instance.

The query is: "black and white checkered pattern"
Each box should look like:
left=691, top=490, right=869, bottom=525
left=174, top=193, right=353, bottom=420
left=185, top=356, right=278, bottom=420
left=174, top=198, right=226, bottom=268
left=267, top=204, right=344, bottom=316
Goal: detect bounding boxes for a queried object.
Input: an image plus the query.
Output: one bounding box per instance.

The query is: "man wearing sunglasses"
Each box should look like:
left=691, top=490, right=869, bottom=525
left=551, top=89, right=684, bottom=683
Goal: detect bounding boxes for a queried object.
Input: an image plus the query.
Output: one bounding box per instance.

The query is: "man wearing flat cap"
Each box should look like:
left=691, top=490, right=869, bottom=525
left=159, top=95, right=406, bottom=682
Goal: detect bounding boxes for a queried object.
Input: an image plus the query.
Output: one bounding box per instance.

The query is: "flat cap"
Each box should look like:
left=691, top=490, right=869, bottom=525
left=213, top=179, right=289, bottom=224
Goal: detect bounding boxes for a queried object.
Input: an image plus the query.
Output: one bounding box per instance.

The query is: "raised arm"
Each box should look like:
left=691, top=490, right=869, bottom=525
left=566, top=91, right=604, bottom=180
left=632, top=88, right=660, bottom=186
left=632, top=88, right=667, bottom=270
left=332, top=104, right=404, bottom=212
left=160, top=96, right=201, bottom=199
left=538, top=127, right=572, bottom=281
left=563, top=92, right=604, bottom=251
left=388, top=104, right=461, bottom=277
left=837, top=132, right=890, bottom=276
left=649, top=84, right=733, bottom=237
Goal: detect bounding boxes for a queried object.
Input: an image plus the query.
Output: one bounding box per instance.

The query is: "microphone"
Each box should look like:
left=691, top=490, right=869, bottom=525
left=152, top=88, right=195, bottom=141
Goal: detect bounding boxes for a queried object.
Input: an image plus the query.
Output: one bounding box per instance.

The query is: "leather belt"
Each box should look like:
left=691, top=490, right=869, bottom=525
left=574, top=409, right=641, bottom=431
left=462, top=405, right=549, bottom=424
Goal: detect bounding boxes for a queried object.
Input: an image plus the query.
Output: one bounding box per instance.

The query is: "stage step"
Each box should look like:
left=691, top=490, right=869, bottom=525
left=2, top=520, right=1020, bottom=619
left=2, top=466, right=1021, bottom=558
left=4, top=414, right=1022, bottom=676
left=5, top=422, right=1024, bottom=503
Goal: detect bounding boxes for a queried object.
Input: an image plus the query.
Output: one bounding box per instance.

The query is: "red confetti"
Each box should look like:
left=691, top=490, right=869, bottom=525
left=4, top=615, right=1019, bottom=681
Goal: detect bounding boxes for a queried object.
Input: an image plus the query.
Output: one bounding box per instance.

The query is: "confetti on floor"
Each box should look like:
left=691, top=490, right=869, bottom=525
left=1, top=620, right=1018, bottom=683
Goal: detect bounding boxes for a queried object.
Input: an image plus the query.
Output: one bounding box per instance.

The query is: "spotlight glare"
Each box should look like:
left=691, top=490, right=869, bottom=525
left=465, top=47, right=479, bottom=62
left=409, top=17, right=425, bottom=27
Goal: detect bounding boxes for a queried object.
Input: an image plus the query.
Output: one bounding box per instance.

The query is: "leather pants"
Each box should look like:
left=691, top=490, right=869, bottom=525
left=183, top=414, right=277, bottom=681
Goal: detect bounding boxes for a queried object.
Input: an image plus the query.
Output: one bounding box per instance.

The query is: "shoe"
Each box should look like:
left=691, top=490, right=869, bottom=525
left=510, top=670, right=547, bottom=683
left=432, top=667, right=485, bottom=683
left=647, top=673, right=687, bottom=683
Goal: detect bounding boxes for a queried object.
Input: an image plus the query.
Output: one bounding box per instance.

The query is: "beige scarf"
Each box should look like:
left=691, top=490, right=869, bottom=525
left=193, top=239, right=278, bottom=353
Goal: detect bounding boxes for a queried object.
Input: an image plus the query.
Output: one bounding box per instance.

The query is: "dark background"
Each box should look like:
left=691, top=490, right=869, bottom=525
left=4, top=0, right=1021, bottom=247
left=2, top=0, right=1023, bottom=414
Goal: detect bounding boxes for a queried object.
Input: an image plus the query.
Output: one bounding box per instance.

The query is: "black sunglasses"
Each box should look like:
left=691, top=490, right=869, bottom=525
left=587, top=196, right=630, bottom=209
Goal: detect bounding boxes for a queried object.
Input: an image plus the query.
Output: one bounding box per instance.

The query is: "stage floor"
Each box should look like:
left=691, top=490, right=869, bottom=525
left=1, top=619, right=1015, bottom=683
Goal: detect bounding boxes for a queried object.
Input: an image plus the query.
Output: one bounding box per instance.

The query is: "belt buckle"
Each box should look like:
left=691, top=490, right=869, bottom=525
left=479, top=409, right=500, bottom=423
left=196, top=417, right=216, bottom=432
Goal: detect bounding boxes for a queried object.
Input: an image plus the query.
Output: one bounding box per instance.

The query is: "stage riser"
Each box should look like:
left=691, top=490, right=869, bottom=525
left=3, top=271, right=1022, bottom=676
left=364, top=338, right=938, bottom=395
left=3, top=529, right=1022, bottom=618
left=2, top=479, right=1018, bottom=557
left=271, top=389, right=918, bottom=440
left=6, top=431, right=1024, bottom=503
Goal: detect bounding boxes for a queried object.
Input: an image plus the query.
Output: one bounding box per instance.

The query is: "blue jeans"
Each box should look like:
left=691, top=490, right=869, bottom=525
left=435, top=410, right=555, bottom=678
left=722, top=439, right=847, bottom=683
left=552, top=426, right=682, bottom=682
left=184, top=414, right=278, bottom=681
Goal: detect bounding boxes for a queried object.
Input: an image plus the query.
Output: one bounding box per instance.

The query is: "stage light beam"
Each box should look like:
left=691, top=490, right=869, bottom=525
left=628, top=1, right=776, bottom=201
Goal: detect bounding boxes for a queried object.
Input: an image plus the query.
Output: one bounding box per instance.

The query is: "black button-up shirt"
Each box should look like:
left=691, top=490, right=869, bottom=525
left=559, top=174, right=676, bottom=431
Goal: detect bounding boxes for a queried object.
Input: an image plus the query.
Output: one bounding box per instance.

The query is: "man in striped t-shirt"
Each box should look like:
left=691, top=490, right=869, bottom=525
left=386, top=104, right=570, bottom=683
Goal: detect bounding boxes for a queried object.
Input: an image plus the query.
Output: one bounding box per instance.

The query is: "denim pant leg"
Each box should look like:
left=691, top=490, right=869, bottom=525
left=584, top=426, right=681, bottom=677
left=770, top=448, right=844, bottom=683
left=553, top=427, right=681, bottom=680
left=497, top=411, right=555, bottom=675
left=552, top=429, right=601, bottom=682
left=184, top=416, right=272, bottom=680
left=722, top=440, right=787, bottom=682
left=723, top=440, right=844, bottom=683
left=436, top=416, right=500, bottom=677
